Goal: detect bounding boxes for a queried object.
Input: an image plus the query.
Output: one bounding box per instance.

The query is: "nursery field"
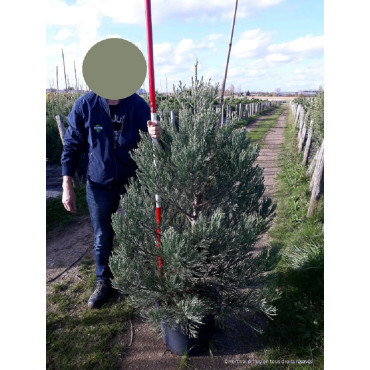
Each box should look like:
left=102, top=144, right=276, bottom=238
left=46, top=97, right=323, bottom=369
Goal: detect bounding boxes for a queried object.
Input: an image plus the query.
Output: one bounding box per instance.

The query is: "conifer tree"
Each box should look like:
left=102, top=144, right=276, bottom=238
left=110, top=76, right=275, bottom=338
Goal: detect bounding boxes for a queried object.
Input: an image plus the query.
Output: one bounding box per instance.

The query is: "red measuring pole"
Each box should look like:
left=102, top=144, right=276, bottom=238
left=145, top=0, right=162, bottom=271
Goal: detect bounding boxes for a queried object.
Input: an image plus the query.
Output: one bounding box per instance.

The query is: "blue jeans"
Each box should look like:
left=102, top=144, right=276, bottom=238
left=86, top=181, right=123, bottom=287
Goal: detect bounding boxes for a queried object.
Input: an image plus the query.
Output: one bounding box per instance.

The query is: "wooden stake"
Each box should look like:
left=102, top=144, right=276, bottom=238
left=307, top=140, right=324, bottom=217
left=56, top=66, right=59, bottom=94
left=62, top=49, right=68, bottom=91
left=219, top=0, right=238, bottom=126
left=55, top=115, right=66, bottom=145
left=302, top=119, right=313, bottom=165
left=74, top=60, right=78, bottom=94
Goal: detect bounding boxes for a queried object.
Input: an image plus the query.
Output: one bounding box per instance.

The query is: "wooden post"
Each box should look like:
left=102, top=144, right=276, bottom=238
left=302, top=119, right=313, bottom=165
left=307, top=140, right=324, bottom=217
left=298, top=122, right=307, bottom=152
left=55, top=115, right=66, bottom=145
left=295, top=105, right=301, bottom=126
left=74, top=60, right=78, bottom=94
left=307, top=146, right=319, bottom=176
left=170, top=110, right=176, bottom=130
left=62, top=49, right=68, bottom=92
left=56, top=66, right=59, bottom=94
left=227, top=104, right=231, bottom=121
left=298, top=112, right=309, bottom=152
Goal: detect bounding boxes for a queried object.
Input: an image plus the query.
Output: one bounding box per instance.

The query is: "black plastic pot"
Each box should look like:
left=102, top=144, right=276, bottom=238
left=161, top=314, right=216, bottom=356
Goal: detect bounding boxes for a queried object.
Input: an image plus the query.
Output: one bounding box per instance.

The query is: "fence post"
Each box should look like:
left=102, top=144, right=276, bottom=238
left=298, top=112, right=309, bottom=152
left=295, top=105, right=301, bottom=126
left=170, top=110, right=176, bottom=130
left=302, top=119, right=313, bottom=165
left=55, top=115, right=66, bottom=146
left=307, top=140, right=324, bottom=217
left=238, top=103, right=243, bottom=120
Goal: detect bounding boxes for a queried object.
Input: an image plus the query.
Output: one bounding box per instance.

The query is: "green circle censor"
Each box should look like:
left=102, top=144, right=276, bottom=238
left=82, top=38, right=147, bottom=99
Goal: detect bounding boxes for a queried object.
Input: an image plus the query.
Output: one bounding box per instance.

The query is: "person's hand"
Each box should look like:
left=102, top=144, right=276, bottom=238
left=62, top=176, right=77, bottom=213
left=147, top=120, right=163, bottom=141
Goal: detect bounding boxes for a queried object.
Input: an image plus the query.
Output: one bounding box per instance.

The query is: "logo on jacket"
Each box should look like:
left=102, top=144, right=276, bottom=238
left=94, top=124, right=103, bottom=133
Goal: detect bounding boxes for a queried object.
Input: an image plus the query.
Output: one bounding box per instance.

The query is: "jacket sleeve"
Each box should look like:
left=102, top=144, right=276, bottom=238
left=61, top=100, right=88, bottom=177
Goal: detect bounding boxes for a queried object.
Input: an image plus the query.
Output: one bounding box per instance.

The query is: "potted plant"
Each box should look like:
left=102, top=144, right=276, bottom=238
left=109, top=76, right=275, bottom=355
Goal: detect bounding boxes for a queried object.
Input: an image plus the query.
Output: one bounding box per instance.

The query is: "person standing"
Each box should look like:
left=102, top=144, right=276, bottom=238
left=61, top=91, right=162, bottom=309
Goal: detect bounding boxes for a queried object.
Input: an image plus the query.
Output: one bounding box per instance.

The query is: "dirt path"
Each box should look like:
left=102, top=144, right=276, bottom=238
left=253, top=107, right=288, bottom=255
left=46, top=215, right=94, bottom=294
left=46, top=106, right=288, bottom=368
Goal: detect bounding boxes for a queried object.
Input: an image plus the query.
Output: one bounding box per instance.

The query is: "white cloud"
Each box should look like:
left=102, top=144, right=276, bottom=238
left=268, top=34, right=324, bottom=59
left=77, top=0, right=144, bottom=25
left=232, top=31, right=324, bottom=66
left=232, top=29, right=271, bottom=58
left=46, top=0, right=284, bottom=28
left=55, top=28, right=73, bottom=41
left=265, top=53, right=291, bottom=62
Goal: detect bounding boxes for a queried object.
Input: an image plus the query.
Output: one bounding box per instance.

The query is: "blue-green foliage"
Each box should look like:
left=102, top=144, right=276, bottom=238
left=110, top=77, right=275, bottom=338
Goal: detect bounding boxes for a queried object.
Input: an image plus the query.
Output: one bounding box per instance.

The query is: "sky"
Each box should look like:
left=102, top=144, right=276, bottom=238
left=46, top=0, right=324, bottom=93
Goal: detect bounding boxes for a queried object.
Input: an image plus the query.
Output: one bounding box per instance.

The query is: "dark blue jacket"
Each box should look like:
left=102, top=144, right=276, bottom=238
left=61, top=91, right=150, bottom=187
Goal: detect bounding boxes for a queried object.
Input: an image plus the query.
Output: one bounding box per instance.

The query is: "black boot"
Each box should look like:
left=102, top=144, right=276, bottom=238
left=88, top=281, right=112, bottom=309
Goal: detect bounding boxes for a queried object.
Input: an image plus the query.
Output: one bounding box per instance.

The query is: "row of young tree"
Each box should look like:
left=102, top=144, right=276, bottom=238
left=46, top=88, right=279, bottom=165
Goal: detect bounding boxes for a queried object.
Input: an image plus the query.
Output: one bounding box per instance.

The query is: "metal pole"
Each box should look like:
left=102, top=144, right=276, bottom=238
left=145, top=0, right=162, bottom=271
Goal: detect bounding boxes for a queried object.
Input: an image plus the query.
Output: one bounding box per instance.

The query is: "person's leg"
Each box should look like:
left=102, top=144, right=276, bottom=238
left=86, top=182, right=120, bottom=307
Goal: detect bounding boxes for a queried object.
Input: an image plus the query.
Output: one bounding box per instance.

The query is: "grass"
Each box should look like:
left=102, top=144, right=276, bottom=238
left=46, top=184, right=90, bottom=233
left=233, top=105, right=285, bottom=143
left=254, top=105, right=324, bottom=368
left=46, top=254, right=133, bottom=369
